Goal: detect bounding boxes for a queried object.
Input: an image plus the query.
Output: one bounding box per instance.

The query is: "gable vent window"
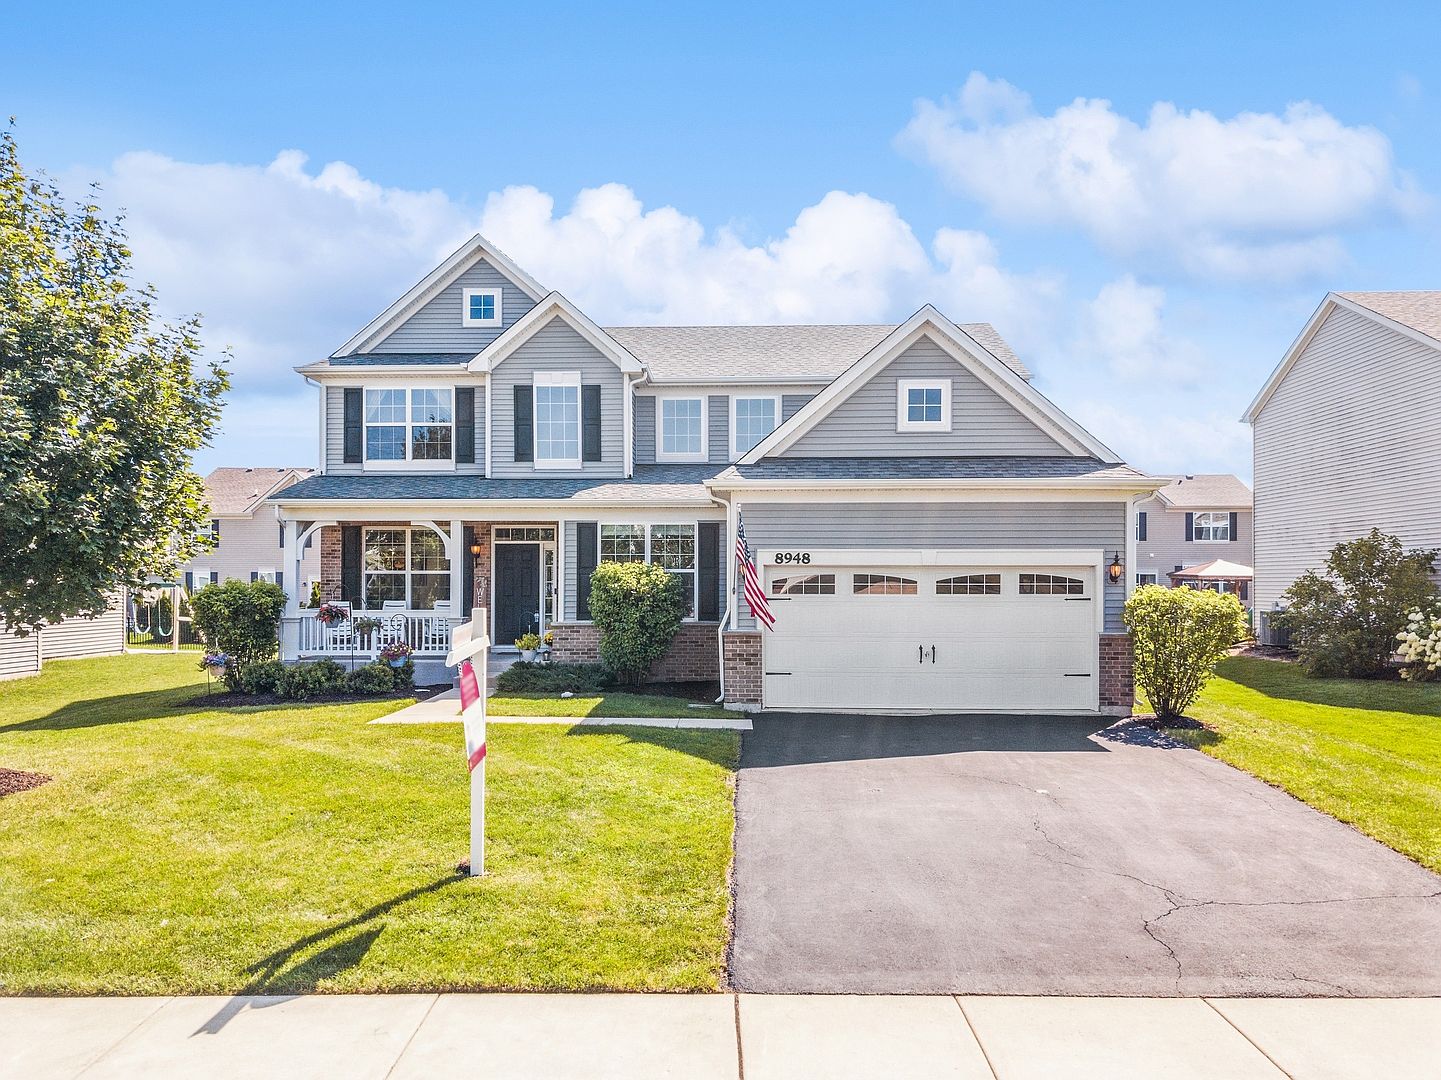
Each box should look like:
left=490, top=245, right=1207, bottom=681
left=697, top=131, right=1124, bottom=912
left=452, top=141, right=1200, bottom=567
left=937, top=574, right=1001, bottom=595
left=1019, top=573, right=1084, bottom=596
left=462, top=288, right=502, bottom=328
left=853, top=573, right=918, bottom=595
left=896, top=379, right=952, bottom=432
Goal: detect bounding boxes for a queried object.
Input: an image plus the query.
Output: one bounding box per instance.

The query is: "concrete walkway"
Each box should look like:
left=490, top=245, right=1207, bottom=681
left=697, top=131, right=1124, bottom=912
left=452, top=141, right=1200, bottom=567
left=372, top=687, right=751, bottom=729
left=5, top=994, right=1439, bottom=1079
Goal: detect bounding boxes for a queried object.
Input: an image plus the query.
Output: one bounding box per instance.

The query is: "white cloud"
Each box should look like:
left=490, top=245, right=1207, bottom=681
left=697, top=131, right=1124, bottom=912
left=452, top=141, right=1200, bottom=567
left=898, top=72, right=1421, bottom=280
left=1076, top=275, right=1206, bottom=381
left=1067, top=399, right=1252, bottom=480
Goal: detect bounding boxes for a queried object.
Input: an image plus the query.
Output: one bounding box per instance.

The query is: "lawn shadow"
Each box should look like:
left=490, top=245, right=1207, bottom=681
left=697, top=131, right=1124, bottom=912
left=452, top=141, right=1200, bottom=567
left=562, top=723, right=742, bottom=770
left=1218, top=657, right=1441, bottom=717
left=195, top=874, right=463, bottom=1034
left=0, top=685, right=354, bottom=735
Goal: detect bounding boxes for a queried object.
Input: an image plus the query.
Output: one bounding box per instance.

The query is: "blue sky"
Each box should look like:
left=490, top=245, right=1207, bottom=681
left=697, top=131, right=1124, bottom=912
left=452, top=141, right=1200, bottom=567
left=8, top=2, right=1440, bottom=478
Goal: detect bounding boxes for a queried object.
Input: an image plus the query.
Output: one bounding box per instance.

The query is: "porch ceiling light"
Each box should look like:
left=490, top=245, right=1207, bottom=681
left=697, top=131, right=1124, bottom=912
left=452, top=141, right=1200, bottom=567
left=1108, top=552, right=1124, bottom=585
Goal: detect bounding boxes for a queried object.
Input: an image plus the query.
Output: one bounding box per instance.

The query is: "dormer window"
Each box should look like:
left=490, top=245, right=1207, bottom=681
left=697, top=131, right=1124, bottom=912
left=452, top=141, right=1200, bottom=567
left=462, top=288, right=502, bottom=328
left=897, top=378, right=951, bottom=432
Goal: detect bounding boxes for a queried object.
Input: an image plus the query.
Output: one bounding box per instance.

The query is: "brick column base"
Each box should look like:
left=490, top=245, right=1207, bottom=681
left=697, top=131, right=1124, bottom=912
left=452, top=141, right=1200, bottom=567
left=549, top=622, right=721, bottom=682
left=1100, top=633, right=1135, bottom=716
left=722, top=631, right=762, bottom=709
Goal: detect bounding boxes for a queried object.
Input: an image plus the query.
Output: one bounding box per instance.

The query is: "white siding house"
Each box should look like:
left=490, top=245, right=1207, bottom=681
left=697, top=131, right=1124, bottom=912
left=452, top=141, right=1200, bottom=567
left=1134, top=475, right=1253, bottom=598
left=1244, top=291, right=1441, bottom=641
left=180, top=468, right=320, bottom=600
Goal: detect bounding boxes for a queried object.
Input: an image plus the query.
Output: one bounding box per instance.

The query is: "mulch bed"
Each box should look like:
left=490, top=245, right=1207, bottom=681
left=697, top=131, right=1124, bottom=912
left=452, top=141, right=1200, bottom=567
left=181, top=684, right=452, bottom=709
left=0, top=768, right=52, bottom=797
left=1135, top=713, right=1208, bottom=732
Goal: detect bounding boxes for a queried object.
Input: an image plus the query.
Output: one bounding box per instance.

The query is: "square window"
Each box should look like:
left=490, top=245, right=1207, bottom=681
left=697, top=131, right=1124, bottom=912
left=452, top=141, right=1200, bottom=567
left=897, top=380, right=950, bottom=431
left=462, top=288, right=501, bottom=327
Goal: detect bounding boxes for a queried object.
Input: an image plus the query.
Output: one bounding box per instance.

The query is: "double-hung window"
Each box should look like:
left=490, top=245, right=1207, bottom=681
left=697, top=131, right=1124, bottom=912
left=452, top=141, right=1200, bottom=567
left=896, top=378, right=951, bottom=432
left=598, top=523, right=698, bottom=616
left=657, top=396, right=706, bottom=461
left=533, top=371, right=581, bottom=468
left=731, top=396, right=779, bottom=456
left=365, top=388, right=453, bottom=465
left=361, top=527, right=451, bottom=610
left=1193, top=511, right=1231, bottom=542
left=462, top=288, right=502, bottom=327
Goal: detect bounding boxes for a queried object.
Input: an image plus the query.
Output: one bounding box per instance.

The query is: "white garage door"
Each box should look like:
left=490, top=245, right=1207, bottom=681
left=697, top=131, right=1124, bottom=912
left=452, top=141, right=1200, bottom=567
left=762, top=564, right=1098, bottom=712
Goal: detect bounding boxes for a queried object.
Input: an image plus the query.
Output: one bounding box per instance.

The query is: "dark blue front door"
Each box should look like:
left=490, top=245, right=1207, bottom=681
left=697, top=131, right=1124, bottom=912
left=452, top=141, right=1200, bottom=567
left=495, top=544, right=541, bottom=647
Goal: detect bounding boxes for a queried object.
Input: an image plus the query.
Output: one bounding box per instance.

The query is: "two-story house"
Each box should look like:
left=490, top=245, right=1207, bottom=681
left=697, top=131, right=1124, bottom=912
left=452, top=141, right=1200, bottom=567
left=1244, top=292, right=1441, bottom=643
left=271, top=234, right=1163, bottom=713
left=181, top=468, right=320, bottom=593
left=1134, top=475, right=1253, bottom=602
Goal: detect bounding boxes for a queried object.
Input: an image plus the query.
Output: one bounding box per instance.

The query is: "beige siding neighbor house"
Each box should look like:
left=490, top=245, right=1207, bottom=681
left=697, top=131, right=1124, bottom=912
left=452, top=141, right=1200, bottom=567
left=1134, top=475, right=1253, bottom=601
left=180, top=468, right=320, bottom=600
left=1244, top=291, right=1441, bottom=642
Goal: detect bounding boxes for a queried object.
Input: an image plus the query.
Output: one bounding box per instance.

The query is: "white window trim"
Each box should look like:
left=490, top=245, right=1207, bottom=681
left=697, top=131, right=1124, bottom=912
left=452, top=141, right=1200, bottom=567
left=1136, top=572, right=1158, bottom=586
left=363, top=386, right=457, bottom=472
left=532, top=370, right=582, bottom=470
left=729, top=394, right=782, bottom=459
left=360, top=526, right=452, bottom=611
left=595, top=522, right=701, bottom=621
left=896, top=378, right=952, bottom=432
left=1192, top=510, right=1232, bottom=543
left=655, top=394, right=708, bottom=463
left=461, top=288, right=502, bottom=328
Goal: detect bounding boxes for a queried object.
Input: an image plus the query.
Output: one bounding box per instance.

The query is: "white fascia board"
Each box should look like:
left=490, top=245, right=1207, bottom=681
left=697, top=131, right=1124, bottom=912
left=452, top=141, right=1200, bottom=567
left=642, top=376, right=832, bottom=388
left=738, top=305, right=1118, bottom=464
left=269, top=497, right=718, bottom=517
left=1243, top=292, right=1441, bottom=423
left=467, top=292, right=644, bottom=374
left=304, top=366, right=485, bottom=380
left=332, top=234, right=547, bottom=357
left=704, top=477, right=1167, bottom=501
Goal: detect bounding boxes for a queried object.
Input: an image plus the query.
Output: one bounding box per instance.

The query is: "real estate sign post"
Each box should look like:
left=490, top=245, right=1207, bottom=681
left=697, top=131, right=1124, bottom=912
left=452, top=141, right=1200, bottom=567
left=447, top=617, right=490, bottom=877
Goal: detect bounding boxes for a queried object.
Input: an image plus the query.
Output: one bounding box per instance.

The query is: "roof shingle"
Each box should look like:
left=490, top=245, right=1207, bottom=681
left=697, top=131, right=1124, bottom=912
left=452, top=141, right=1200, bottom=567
left=206, top=467, right=316, bottom=516
left=1338, top=291, right=1441, bottom=345
left=1153, top=474, right=1252, bottom=509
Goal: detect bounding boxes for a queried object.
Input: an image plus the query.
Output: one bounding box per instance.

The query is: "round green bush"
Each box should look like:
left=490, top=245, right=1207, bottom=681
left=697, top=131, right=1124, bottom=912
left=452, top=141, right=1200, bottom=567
left=587, top=562, right=686, bottom=684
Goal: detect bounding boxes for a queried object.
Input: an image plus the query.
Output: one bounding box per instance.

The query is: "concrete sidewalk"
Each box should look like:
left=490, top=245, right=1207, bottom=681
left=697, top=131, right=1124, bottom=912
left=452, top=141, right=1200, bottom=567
left=5, top=994, right=1439, bottom=1079
left=372, top=687, right=751, bottom=728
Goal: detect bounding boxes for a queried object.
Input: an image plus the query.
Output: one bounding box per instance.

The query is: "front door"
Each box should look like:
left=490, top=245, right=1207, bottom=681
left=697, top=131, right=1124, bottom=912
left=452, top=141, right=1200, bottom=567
left=495, top=544, right=541, bottom=647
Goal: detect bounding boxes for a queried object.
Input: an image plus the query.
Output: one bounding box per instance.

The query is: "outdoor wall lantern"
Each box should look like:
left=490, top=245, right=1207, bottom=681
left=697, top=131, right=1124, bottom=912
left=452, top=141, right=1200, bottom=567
left=469, top=540, right=483, bottom=558
left=1107, top=552, right=1124, bottom=585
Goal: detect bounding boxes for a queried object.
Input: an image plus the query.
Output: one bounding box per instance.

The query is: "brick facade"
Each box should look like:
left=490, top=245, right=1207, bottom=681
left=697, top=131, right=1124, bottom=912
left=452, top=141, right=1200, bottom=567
left=1099, top=632, right=1135, bottom=715
left=549, top=621, right=721, bottom=682
left=468, top=523, right=492, bottom=616
left=318, top=526, right=342, bottom=602
left=721, top=631, right=762, bottom=706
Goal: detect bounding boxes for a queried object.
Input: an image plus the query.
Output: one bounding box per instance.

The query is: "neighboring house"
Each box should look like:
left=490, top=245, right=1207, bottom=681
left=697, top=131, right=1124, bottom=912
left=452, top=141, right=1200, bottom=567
left=0, top=602, right=126, bottom=681
left=1133, top=475, right=1253, bottom=601
left=270, top=234, right=1163, bottom=713
left=181, top=468, right=320, bottom=598
left=1245, top=291, right=1441, bottom=643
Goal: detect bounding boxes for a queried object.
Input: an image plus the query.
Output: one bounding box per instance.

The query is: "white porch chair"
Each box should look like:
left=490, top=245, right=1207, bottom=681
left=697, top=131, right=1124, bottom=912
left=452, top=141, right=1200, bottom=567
left=324, top=601, right=355, bottom=652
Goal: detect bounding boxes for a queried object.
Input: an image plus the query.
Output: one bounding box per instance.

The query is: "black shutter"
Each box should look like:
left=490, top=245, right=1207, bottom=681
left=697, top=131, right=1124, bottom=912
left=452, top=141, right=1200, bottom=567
left=211, top=519, right=221, bottom=542
left=250, top=571, right=257, bottom=582
left=1240, top=581, right=1249, bottom=601
left=343, top=388, right=363, bottom=463
left=575, top=522, right=598, bottom=620
left=513, top=385, right=533, bottom=462
left=278, top=522, right=285, bottom=548
left=582, top=385, right=602, bottom=462
left=210, top=572, right=219, bottom=584
left=1137, top=511, right=1147, bottom=542
left=455, top=387, right=476, bottom=464
left=698, top=521, right=721, bottom=621
left=1184, top=512, right=1194, bottom=542
left=1229, top=512, right=1239, bottom=542
left=341, top=526, right=363, bottom=608
left=462, top=526, right=476, bottom=621
left=276, top=571, right=284, bottom=592
left=184, top=571, right=193, bottom=592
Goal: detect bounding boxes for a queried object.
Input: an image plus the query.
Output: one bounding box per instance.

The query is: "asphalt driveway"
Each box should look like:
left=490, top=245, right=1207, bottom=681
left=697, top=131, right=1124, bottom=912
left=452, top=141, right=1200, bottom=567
left=730, top=714, right=1441, bottom=996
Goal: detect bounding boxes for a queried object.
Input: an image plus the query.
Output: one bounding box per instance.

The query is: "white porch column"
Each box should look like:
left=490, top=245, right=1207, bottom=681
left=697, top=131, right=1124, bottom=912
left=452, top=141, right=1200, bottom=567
left=280, top=518, right=300, bottom=616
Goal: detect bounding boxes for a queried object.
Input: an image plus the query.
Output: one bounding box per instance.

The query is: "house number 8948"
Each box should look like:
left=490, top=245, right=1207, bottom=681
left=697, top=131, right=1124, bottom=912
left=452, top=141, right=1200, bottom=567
left=773, top=552, right=812, bottom=564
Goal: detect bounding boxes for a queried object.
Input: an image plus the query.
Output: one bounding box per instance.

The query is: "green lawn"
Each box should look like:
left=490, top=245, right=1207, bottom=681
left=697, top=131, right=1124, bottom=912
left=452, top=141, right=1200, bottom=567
left=1178, top=657, right=1441, bottom=872
left=487, top=692, right=733, bottom=719
left=0, top=653, right=738, bottom=994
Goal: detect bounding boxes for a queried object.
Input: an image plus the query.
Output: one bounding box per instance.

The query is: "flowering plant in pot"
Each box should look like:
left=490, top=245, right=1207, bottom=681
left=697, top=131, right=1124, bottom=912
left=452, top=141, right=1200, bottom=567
left=199, top=651, right=231, bottom=678
left=315, top=602, right=349, bottom=626
left=515, top=632, right=541, bottom=661
left=379, top=641, right=414, bottom=668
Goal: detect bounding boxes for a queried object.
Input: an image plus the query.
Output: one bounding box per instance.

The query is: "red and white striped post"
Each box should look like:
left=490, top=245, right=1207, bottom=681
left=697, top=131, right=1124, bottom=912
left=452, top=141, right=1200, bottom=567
left=447, top=614, right=490, bottom=877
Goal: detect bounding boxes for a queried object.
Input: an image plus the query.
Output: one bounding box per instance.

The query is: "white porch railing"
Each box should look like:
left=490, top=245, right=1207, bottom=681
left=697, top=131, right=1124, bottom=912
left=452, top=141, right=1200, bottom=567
left=281, top=612, right=463, bottom=661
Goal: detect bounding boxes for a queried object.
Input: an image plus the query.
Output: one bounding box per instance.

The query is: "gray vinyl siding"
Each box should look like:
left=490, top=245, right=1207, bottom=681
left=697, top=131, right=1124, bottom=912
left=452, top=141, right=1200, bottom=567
left=178, top=514, right=321, bottom=597
left=1134, top=499, right=1254, bottom=586
left=40, top=601, right=125, bottom=660
left=1252, top=306, right=1441, bottom=615
left=784, top=337, right=1068, bottom=457
left=633, top=394, right=737, bottom=464
left=0, top=628, right=41, bottom=680
left=369, top=259, right=537, bottom=353
left=733, top=500, right=1127, bottom=631
left=324, top=382, right=485, bottom=475
left=490, top=317, right=626, bottom=478
left=562, top=518, right=726, bottom=622
left=782, top=394, right=813, bottom=421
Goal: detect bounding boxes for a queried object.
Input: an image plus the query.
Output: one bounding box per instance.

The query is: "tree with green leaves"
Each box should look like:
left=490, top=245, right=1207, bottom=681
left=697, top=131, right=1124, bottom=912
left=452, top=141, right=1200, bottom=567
left=1123, top=585, right=1248, bottom=721
left=1281, top=529, right=1439, bottom=678
left=0, top=127, right=228, bottom=631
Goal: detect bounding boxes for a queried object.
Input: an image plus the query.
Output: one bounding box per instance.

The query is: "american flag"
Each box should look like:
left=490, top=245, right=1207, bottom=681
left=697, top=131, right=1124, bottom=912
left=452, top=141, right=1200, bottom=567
left=736, top=514, right=775, bottom=630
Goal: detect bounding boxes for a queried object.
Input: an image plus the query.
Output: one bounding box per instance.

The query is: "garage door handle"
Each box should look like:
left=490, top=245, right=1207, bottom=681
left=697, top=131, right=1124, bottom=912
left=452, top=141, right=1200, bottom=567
left=1063, top=673, right=1092, bottom=678
left=918, top=645, right=924, bottom=664
left=931, top=644, right=936, bottom=664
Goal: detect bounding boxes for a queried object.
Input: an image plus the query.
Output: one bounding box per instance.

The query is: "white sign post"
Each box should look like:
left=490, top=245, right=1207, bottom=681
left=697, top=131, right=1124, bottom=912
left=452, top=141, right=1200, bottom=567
left=446, top=614, right=490, bottom=877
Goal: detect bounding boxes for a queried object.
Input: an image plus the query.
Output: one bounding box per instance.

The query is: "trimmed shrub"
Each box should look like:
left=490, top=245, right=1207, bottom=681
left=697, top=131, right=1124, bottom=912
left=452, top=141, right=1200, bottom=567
left=1281, top=529, right=1439, bottom=678
left=495, top=661, right=610, bottom=695
left=189, top=579, right=287, bottom=690
left=587, top=561, right=687, bottom=684
left=1123, top=585, right=1248, bottom=721
left=279, top=658, right=346, bottom=700
left=237, top=659, right=286, bottom=696
left=345, top=662, right=395, bottom=696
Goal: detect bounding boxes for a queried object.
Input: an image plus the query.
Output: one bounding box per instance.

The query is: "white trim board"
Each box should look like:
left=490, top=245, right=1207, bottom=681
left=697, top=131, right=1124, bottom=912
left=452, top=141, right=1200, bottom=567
left=738, top=306, right=1121, bottom=464
left=468, top=292, right=644, bottom=375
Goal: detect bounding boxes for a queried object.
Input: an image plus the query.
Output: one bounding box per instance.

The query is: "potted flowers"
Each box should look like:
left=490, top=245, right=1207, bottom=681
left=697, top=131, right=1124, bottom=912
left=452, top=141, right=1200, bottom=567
left=315, top=602, right=349, bottom=626
left=199, top=651, right=230, bottom=694
left=379, top=641, right=414, bottom=668
left=515, top=632, right=541, bottom=662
